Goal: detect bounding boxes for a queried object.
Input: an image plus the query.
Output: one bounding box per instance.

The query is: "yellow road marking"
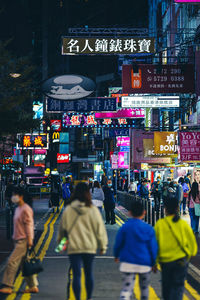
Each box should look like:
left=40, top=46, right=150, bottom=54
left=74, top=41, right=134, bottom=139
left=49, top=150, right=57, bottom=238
left=116, top=215, right=125, bottom=224
left=20, top=201, right=64, bottom=300
left=69, top=269, right=87, bottom=300
left=6, top=201, right=63, bottom=300
left=185, top=280, right=200, bottom=299
left=149, top=286, right=160, bottom=299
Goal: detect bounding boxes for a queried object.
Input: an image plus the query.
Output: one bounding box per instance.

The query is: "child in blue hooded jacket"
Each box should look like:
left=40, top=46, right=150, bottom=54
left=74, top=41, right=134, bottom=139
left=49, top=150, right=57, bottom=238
left=114, top=201, right=158, bottom=300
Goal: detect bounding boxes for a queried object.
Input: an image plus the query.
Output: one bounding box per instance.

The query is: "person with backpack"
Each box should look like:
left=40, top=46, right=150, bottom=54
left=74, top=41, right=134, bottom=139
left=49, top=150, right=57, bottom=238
left=114, top=201, right=158, bottom=300
left=188, top=182, right=200, bottom=234
left=57, top=183, right=108, bottom=300
left=154, top=194, right=197, bottom=300
left=62, top=177, right=72, bottom=207
left=90, top=180, right=104, bottom=213
left=178, top=177, right=189, bottom=215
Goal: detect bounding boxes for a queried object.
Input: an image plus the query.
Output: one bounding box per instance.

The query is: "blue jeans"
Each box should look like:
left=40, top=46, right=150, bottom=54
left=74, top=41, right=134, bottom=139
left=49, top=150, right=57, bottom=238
left=161, top=258, right=188, bottom=300
left=69, top=254, right=95, bottom=300
left=180, top=197, right=186, bottom=213
left=189, top=208, right=199, bottom=233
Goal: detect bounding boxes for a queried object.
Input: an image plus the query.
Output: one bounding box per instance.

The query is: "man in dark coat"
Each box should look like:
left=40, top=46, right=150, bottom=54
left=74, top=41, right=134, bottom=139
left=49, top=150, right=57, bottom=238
left=103, top=180, right=116, bottom=225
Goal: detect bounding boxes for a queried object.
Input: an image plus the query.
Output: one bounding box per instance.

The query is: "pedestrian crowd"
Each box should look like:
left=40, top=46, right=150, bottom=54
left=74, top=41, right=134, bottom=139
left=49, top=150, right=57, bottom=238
left=0, top=174, right=199, bottom=300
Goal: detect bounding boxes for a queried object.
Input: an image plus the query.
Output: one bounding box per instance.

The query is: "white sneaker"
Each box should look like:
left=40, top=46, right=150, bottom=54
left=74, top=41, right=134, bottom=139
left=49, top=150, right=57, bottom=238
left=120, top=291, right=131, bottom=300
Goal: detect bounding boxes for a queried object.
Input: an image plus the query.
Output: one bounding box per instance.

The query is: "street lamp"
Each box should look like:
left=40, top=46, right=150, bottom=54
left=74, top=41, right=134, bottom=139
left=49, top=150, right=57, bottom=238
left=10, top=73, right=21, bottom=78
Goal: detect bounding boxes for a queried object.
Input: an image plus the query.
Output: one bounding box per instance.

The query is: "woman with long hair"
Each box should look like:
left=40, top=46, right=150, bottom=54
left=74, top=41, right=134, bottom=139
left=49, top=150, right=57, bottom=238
left=154, top=195, right=197, bottom=300
left=58, top=182, right=108, bottom=300
left=0, top=187, right=38, bottom=294
left=90, top=180, right=104, bottom=213
left=188, top=182, right=200, bottom=234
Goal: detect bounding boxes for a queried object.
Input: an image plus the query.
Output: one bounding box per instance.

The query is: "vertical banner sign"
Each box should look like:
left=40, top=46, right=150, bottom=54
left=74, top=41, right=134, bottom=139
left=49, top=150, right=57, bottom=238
left=179, top=132, right=200, bottom=161
left=154, top=132, right=178, bottom=155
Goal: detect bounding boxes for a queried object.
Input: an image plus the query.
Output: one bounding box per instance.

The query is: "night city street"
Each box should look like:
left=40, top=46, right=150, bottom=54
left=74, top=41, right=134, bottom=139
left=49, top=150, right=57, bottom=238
left=0, top=0, right=200, bottom=299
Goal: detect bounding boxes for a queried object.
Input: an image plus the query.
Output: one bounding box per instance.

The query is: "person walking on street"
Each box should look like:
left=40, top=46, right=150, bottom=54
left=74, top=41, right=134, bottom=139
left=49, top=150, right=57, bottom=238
left=152, top=178, right=163, bottom=211
left=128, top=181, right=137, bottom=196
left=140, top=179, right=149, bottom=200
left=114, top=201, right=158, bottom=300
left=154, top=194, right=197, bottom=300
left=188, top=182, right=200, bottom=234
left=58, top=183, right=108, bottom=300
left=62, top=177, right=71, bottom=207
left=179, top=177, right=189, bottom=215
left=90, top=181, right=104, bottom=213
left=0, top=187, right=39, bottom=295
left=50, top=175, right=60, bottom=213
left=103, top=180, right=116, bottom=225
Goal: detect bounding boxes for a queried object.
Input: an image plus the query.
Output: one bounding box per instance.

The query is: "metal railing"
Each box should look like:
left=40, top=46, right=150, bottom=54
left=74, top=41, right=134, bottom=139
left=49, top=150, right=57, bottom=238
left=117, top=191, right=164, bottom=226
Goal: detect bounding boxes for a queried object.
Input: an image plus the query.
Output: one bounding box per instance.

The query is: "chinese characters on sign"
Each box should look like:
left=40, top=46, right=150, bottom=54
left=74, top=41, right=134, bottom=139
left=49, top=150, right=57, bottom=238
left=116, top=137, right=130, bottom=147
left=179, top=132, right=200, bottom=161
left=17, top=134, right=48, bottom=149
left=46, top=97, right=117, bottom=113
left=95, top=108, right=145, bottom=119
left=122, top=64, right=195, bottom=94
left=154, top=132, right=178, bottom=155
left=62, top=37, right=155, bottom=55
left=62, top=114, right=136, bottom=127
left=122, top=96, right=180, bottom=108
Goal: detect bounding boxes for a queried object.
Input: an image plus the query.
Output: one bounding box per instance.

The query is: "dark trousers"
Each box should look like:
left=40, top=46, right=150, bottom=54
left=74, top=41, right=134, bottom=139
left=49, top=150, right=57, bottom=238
left=161, top=258, right=188, bottom=300
left=154, top=193, right=161, bottom=211
left=105, top=206, right=115, bottom=224
left=69, top=254, right=95, bottom=300
left=180, top=197, right=187, bottom=213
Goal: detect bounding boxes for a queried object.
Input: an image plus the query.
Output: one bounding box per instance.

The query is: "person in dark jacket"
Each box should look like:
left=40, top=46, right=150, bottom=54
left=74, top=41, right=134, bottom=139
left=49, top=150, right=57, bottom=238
left=103, top=180, right=116, bottom=225
left=140, top=180, right=149, bottom=200
left=62, top=177, right=71, bottom=207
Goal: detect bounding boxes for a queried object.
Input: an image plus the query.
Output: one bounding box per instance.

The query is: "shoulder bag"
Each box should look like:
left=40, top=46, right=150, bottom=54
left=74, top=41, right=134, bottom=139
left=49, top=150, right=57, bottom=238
left=165, top=218, right=189, bottom=261
left=22, top=248, right=43, bottom=277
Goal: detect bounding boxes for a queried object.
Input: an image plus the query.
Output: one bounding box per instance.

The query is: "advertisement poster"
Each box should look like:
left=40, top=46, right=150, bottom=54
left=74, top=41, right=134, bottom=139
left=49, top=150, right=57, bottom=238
left=116, top=136, right=130, bottom=147
left=154, top=132, right=178, bottom=155
left=179, top=132, right=200, bottom=161
left=122, top=64, right=194, bottom=94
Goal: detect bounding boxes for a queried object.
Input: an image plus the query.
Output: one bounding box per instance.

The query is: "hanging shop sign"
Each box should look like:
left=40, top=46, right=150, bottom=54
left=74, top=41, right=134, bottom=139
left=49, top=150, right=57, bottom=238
left=62, top=113, right=136, bottom=128
left=131, top=130, right=171, bottom=165
left=120, top=146, right=130, bottom=152
left=62, top=37, right=155, bottom=55
left=0, top=158, right=13, bottom=165
left=111, top=154, right=118, bottom=169
left=42, top=75, right=96, bottom=100
left=179, top=132, right=200, bottom=161
left=108, top=129, right=129, bottom=137
left=52, top=132, right=60, bottom=143
left=118, top=152, right=129, bottom=169
left=95, top=108, right=145, bottom=119
left=122, top=64, right=195, bottom=94
left=122, top=96, right=180, bottom=108
left=116, top=136, right=130, bottom=147
left=154, top=132, right=178, bottom=155
left=145, top=108, right=152, bottom=130
left=57, top=153, right=71, bottom=164
left=108, top=87, right=122, bottom=96
left=175, top=0, right=200, bottom=3
left=17, top=134, right=49, bottom=150
left=46, top=97, right=117, bottom=112
left=50, top=120, right=62, bottom=131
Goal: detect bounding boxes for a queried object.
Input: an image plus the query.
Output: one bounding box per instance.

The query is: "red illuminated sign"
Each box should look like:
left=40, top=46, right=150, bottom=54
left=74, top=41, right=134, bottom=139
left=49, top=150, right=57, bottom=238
left=50, top=120, right=62, bottom=131
left=17, top=134, right=48, bottom=149
left=57, top=153, right=70, bottom=163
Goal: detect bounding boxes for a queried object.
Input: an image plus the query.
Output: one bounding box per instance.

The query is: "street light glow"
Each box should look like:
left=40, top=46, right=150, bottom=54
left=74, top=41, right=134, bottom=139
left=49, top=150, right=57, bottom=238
left=10, top=73, right=21, bottom=78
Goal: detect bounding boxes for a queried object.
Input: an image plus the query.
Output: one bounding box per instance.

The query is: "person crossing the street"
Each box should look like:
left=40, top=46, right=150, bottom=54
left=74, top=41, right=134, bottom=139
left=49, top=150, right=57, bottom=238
left=114, top=201, right=158, bottom=300
left=0, top=187, right=39, bottom=295
left=103, top=179, right=116, bottom=225
left=58, top=182, right=108, bottom=300
left=154, top=193, right=197, bottom=300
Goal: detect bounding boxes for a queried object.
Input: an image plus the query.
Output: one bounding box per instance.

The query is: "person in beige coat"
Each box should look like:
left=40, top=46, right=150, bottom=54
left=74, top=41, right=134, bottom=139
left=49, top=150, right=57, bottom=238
left=58, top=182, right=108, bottom=300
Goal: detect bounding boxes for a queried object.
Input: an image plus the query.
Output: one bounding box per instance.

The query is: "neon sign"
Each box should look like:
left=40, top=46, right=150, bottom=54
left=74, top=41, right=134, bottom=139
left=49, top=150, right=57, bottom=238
left=17, top=134, right=49, bottom=149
